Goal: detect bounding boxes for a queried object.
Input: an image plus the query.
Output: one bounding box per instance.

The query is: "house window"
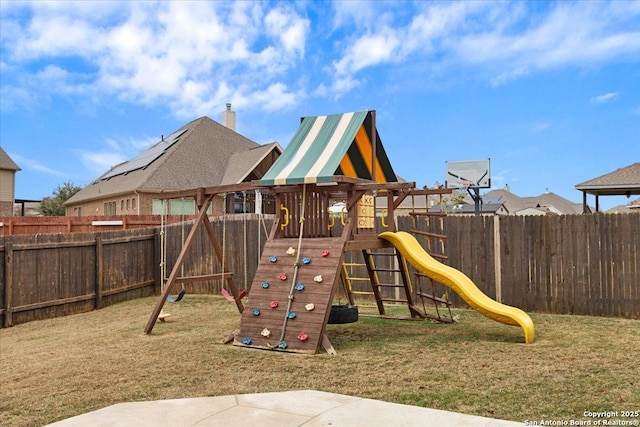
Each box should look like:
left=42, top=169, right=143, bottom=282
left=170, top=198, right=195, bottom=215
left=126, top=199, right=130, bottom=210
left=104, top=201, right=116, bottom=215
left=121, top=200, right=124, bottom=211
left=132, top=198, right=136, bottom=210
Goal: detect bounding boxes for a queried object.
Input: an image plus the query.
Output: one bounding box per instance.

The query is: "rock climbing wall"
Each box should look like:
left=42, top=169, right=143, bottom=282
left=234, top=237, right=346, bottom=354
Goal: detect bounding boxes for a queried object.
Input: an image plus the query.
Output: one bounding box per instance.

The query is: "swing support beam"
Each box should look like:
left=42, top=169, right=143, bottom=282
left=144, top=188, right=247, bottom=334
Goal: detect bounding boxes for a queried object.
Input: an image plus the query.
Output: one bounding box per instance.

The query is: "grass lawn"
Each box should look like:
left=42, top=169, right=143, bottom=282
left=1, top=295, right=638, bottom=427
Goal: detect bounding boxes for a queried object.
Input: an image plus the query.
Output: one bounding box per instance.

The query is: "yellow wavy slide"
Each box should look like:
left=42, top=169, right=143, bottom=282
left=379, top=231, right=535, bottom=344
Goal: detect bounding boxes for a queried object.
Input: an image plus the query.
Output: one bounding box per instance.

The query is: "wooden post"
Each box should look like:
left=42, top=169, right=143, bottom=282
left=144, top=193, right=214, bottom=334
left=370, top=110, right=377, bottom=182
left=493, top=215, right=502, bottom=303
left=4, top=242, right=13, bottom=327
left=95, top=237, right=103, bottom=309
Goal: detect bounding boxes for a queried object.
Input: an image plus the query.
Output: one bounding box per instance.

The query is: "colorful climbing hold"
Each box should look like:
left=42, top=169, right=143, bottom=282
left=269, top=255, right=277, bottom=263
left=287, top=311, right=296, bottom=319
left=261, top=328, right=271, bottom=337
left=261, top=281, right=269, bottom=289
left=269, top=300, right=279, bottom=308
left=321, top=250, right=330, bottom=257
left=279, top=273, right=287, bottom=281
left=295, top=283, right=305, bottom=291
left=302, top=256, right=311, bottom=264
left=297, top=332, right=308, bottom=341
left=305, top=303, right=315, bottom=311
left=252, top=308, right=261, bottom=316
left=286, top=247, right=296, bottom=256
left=278, top=340, right=288, bottom=349
left=313, top=275, right=323, bottom=283
left=242, top=337, right=252, bottom=345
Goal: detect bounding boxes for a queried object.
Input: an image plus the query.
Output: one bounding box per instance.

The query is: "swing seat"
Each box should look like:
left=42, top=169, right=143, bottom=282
left=167, top=288, right=186, bottom=303
left=221, top=288, right=247, bottom=302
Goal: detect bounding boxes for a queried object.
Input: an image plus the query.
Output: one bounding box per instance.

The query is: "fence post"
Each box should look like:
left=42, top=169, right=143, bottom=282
left=493, top=215, right=502, bottom=303
left=95, top=237, right=103, bottom=309
left=4, top=241, right=13, bottom=327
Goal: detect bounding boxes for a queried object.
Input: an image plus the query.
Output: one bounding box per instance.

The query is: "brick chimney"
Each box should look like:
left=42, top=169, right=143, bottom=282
left=222, top=103, right=236, bottom=131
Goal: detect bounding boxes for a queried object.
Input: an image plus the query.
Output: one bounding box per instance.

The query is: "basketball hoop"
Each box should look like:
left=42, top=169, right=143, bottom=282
left=457, top=179, right=473, bottom=189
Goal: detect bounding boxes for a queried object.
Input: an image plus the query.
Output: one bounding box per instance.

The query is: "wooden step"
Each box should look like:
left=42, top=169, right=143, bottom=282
left=371, top=267, right=401, bottom=273
left=410, top=228, right=447, bottom=240
left=416, top=291, right=453, bottom=306
left=380, top=298, right=409, bottom=303
left=375, top=283, right=405, bottom=288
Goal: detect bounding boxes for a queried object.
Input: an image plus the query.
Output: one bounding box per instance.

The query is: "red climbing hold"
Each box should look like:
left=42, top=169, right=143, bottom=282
left=297, top=332, right=308, bottom=341
left=279, top=273, right=287, bottom=281
left=270, top=300, right=279, bottom=308
left=321, top=250, right=330, bottom=257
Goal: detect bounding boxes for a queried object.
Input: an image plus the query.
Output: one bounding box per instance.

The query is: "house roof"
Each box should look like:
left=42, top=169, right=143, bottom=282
left=66, top=116, right=277, bottom=205
left=260, top=110, right=397, bottom=186
left=0, top=147, right=21, bottom=171
left=606, top=197, right=640, bottom=214
left=484, top=188, right=582, bottom=215
left=575, top=163, right=640, bottom=196
left=221, top=142, right=282, bottom=185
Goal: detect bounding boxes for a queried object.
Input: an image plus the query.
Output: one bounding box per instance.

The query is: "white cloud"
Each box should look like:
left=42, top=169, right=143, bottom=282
left=590, top=92, right=619, bottom=104
left=1, top=1, right=639, bottom=115
left=1, top=1, right=308, bottom=118
left=330, top=1, right=640, bottom=91
left=532, top=122, right=551, bottom=132
left=8, top=153, right=70, bottom=177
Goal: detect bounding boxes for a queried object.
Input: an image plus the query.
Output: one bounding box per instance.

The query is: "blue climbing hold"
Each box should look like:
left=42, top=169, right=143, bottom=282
left=261, top=281, right=269, bottom=289
left=295, top=283, right=305, bottom=291
left=278, top=340, right=288, bottom=349
left=243, top=337, right=252, bottom=345
left=302, top=257, right=311, bottom=264
left=287, top=311, right=296, bottom=319
left=252, top=308, right=261, bottom=316
left=269, top=255, right=277, bottom=263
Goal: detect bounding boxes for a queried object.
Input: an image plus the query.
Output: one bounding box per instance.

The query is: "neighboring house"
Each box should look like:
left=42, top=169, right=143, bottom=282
left=484, top=185, right=583, bottom=215
left=65, top=113, right=282, bottom=217
left=606, top=197, right=640, bottom=214
left=576, top=163, right=640, bottom=213
left=0, top=147, right=21, bottom=216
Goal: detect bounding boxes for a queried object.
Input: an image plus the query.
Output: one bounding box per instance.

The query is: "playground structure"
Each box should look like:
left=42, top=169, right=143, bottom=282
left=144, top=110, right=535, bottom=352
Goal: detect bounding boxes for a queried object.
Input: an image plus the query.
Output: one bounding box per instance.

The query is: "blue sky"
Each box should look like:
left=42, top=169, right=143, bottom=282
left=1, top=0, right=639, bottom=210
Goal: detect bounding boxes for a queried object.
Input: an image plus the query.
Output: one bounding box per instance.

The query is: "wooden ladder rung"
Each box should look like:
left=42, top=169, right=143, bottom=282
left=375, top=283, right=405, bottom=288
left=367, top=252, right=396, bottom=257
left=346, top=277, right=371, bottom=282
left=371, top=268, right=401, bottom=273
left=410, top=229, right=447, bottom=240
left=416, top=291, right=453, bottom=306
left=351, top=291, right=374, bottom=296
left=343, top=262, right=366, bottom=267
left=380, top=298, right=409, bottom=303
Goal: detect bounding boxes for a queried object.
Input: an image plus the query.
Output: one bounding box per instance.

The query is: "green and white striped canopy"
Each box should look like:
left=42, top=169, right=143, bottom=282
left=260, top=110, right=397, bottom=186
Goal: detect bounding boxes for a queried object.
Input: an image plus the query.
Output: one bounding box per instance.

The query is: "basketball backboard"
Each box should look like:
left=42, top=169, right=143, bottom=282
left=445, top=159, right=491, bottom=189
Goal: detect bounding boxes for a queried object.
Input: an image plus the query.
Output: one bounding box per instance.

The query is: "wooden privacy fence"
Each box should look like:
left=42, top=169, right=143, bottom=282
left=341, top=213, right=639, bottom=319
left=0, top=212, right=638, bottom=327
left=0, top=215, right=190, bottom=236
left=403, top=212, right=640, bottom=318
left=0, top=215, right=272, bottom=327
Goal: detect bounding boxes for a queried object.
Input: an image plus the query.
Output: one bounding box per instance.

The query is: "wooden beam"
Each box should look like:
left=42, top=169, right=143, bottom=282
left=144, top=193, right=214, bottom=334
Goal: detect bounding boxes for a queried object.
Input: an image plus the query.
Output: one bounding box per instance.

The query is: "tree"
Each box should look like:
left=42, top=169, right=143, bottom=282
left=38, top=181, right=82, bottom=216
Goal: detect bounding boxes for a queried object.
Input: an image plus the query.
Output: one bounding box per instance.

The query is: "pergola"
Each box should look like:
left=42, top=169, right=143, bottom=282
left=575, top=163, right=640, bottom=213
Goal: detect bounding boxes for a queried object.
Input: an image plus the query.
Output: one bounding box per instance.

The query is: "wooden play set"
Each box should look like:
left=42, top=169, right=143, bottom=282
left=144, top=110, right=535, bottom=352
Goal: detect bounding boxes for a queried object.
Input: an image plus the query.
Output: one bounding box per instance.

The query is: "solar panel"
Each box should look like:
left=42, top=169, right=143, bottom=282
left=483, top=196, right=503, bottom=204
left=102, top=128, right=188, bottom=179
